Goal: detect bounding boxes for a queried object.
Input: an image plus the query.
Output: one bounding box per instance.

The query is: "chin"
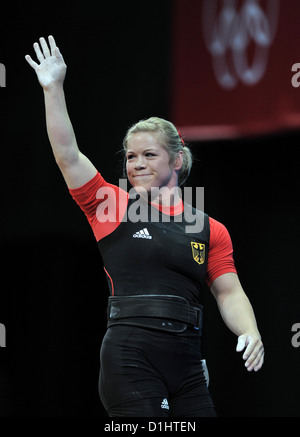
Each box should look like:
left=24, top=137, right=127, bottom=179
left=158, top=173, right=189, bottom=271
left=128, top=178, right=152, bottom=193
left=132, top=184, right=151, bottom=194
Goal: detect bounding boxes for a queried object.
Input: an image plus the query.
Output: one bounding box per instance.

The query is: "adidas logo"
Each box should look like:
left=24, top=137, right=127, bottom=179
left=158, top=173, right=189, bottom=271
left=161, top=398, right=169, bottom=410
left=133, top=228, right=152, bottom=239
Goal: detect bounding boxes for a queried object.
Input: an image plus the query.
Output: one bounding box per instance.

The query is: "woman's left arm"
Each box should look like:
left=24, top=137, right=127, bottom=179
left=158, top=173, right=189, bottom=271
left=210, top=272, right=264, bottom=372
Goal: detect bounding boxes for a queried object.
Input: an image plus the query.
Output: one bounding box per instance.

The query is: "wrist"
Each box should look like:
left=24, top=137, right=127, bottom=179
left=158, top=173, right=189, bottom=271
left=43, top=81, right=64, bottom=94
left=239, top=330, right=261, bottom=340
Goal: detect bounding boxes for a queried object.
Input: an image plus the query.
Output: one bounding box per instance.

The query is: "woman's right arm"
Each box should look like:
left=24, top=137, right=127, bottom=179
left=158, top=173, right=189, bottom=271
left=25, top=35, right=97, bottom=189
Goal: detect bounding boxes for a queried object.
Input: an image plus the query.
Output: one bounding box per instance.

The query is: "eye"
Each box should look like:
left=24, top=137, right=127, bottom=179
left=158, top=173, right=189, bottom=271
left=145, top=152, right=156, bottom=157
left=127, top=154, right=135, bottom=160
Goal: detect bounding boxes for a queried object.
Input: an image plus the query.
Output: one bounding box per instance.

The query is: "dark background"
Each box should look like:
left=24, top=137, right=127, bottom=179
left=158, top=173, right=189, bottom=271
left=0, top=1, right=299, bottom=417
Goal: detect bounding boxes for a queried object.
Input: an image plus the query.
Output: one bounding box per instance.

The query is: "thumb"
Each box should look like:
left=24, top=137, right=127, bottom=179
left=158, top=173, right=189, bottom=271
left=236, top=334, right=247, bottom=352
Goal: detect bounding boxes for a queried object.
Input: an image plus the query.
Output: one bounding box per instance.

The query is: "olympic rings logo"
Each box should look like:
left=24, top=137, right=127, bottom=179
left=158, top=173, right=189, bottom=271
left=202, top=0, right=280, bottom=89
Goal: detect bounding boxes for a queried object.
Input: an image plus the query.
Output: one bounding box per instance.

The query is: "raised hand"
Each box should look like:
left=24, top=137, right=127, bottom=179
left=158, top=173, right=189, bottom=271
left=25, top=35, right=66, bottom=90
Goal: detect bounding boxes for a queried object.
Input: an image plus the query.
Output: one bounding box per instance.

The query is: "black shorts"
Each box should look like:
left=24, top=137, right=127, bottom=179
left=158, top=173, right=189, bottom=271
left=98, top=325, right=216, bottom=417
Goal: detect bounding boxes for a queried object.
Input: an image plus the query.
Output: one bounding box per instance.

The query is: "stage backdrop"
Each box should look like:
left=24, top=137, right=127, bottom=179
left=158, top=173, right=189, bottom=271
left=171, top=0, right=300, bottom=140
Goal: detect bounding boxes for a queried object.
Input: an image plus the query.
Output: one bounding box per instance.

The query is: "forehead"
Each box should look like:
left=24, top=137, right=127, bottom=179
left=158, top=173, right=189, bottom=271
left=127, top=132, right=162, bottom=151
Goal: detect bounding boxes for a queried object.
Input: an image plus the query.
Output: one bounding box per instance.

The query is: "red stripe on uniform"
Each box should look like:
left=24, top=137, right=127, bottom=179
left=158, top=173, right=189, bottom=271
left=104, top=267, right=114, bottom=296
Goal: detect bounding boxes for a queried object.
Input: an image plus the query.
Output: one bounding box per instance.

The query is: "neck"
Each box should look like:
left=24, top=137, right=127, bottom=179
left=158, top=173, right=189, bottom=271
left=148, top=185, right=182, bottom=207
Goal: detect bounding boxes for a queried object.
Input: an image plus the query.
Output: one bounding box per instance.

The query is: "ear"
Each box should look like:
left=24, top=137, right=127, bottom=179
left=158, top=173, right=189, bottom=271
left=173, top=150, right=184, bottom=171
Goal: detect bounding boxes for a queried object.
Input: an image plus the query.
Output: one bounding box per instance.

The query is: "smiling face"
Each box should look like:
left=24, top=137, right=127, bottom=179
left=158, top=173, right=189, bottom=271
left=126, top=132, right=183, bottom=192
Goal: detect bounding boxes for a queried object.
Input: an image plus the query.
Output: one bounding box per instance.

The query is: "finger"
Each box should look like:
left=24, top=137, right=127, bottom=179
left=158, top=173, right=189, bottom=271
left=246, top=350, right=264, bottom=371
left=254, top=353, right=264, bottom=372
left=25, top=54, right=39, bottom=70
left=55, top=47, right=65, bottom=63
left=39, top=37, right=51, bottom=58
left=236, top=334, right=247, bottom=352
left=48, top=35, right=56, bottom=56
left=33, top=42, right=44, bottom=63
left=242, top=338, right=255, bottom=360
left=245, top=344, right=264, bottom=371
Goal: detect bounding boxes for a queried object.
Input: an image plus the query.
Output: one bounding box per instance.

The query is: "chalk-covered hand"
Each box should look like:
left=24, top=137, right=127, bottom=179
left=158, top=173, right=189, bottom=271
left=25, top=35, right=66, bottom=90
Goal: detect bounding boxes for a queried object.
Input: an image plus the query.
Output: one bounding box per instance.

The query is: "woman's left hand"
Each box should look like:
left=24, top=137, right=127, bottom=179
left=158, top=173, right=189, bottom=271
left=236, top=333, right=264, bottom=372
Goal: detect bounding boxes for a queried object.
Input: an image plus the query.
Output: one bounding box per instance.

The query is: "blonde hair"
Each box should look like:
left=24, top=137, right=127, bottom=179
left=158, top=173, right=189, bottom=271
left=122, top=117, right=193, bottom=186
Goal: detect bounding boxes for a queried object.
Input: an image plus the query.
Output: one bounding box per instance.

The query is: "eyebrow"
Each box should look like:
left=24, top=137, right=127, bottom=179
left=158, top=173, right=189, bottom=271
left=126, top=148, right=158, bottom=154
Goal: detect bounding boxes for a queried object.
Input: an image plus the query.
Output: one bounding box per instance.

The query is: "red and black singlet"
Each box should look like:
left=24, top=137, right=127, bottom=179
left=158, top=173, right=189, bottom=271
left=69, top=172, right=237, bottom=304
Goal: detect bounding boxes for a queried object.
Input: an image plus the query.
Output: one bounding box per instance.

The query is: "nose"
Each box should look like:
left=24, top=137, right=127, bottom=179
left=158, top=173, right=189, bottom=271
left=134, top=155, right=146, bottom=170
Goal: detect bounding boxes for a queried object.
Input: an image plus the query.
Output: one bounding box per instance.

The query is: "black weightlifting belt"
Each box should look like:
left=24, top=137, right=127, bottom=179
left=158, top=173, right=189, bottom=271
left=107, top=294, right=203, bottom=334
